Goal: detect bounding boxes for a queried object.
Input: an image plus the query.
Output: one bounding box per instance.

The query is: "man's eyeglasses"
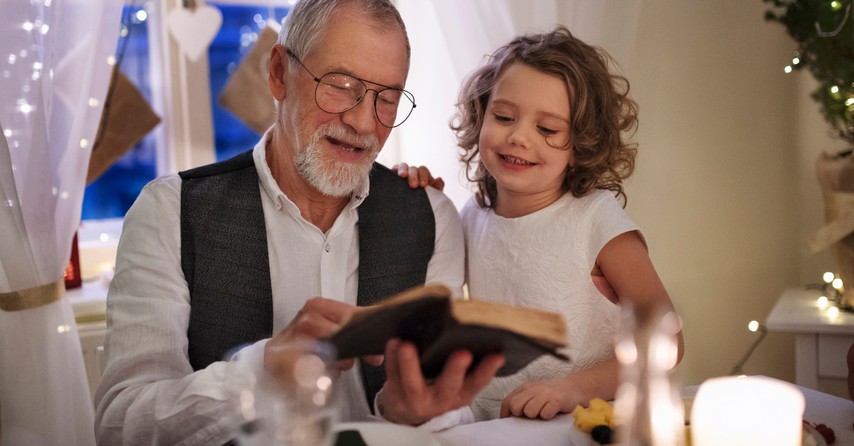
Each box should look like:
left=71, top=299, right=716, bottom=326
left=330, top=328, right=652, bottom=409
left=286, top=49, right=416, bottom=128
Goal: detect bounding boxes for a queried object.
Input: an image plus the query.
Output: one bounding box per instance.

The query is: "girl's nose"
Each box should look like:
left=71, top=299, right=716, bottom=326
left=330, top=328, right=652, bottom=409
left=507, top=125, right=530, bottom=149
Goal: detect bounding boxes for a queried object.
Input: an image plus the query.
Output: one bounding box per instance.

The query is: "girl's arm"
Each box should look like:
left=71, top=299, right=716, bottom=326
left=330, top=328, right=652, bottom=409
left=500, top=357, right=620, bottom=420
left=596, top=231, right=685, bottom=362
left=500, top=231, right=683, bottom=420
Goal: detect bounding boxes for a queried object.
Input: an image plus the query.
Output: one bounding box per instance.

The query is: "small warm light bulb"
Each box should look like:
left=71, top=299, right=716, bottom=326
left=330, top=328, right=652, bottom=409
left=792, top=57, right=800, bottom=65
left=823, top=272, right=835, bottom=283
left=316, top=375, right=332, bottom=391
left=831, top=85, right=840, bottom=94
left=846, top=98, right=854, bottom=107
left=784, top=65, right=793, bottom=74
left=99, top=233, right=110, bottom=242
left=828, top=306, right=840, bottom=319
left=832, top=278, right=844, bottom=290
left=832, top=1, right=842, bottom=11
left=748, top=320, right=760, bottom=332
left=79, top=138, right=89, bottom=149
left=135, top=10, right=148, bottom=22
left=818, top=296, right=829, bottom=309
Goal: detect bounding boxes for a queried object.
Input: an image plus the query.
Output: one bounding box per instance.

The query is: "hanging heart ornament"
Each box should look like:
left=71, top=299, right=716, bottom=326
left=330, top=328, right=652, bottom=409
left=167, top=4, right=223, bottom=62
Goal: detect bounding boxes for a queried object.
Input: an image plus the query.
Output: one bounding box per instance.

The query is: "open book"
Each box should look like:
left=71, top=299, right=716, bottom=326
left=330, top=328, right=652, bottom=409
left=329, top=284, right=569, bottom=378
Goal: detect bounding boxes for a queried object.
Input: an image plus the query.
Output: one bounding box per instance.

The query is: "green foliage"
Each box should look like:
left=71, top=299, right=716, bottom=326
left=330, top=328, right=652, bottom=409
left=764, top=0, right=854, bottom=144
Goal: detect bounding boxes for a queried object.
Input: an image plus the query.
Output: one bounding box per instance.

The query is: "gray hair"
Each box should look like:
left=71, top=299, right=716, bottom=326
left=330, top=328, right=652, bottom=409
left=279, top=0, right=410, bottom=75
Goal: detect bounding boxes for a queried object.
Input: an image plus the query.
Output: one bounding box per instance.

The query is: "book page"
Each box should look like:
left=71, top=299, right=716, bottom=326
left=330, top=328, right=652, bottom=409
left=451, top=299, right=567, bottom=347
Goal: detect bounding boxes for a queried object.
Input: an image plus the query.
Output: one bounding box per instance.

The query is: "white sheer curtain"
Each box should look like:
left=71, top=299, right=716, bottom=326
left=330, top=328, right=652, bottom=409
left=387, top=0, right=642, bottom=208
left=0, top=1, right=123, bottom=444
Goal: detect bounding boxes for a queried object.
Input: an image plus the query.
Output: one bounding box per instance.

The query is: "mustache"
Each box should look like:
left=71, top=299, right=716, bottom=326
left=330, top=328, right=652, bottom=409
left=319, top=123, right=380, bottom=153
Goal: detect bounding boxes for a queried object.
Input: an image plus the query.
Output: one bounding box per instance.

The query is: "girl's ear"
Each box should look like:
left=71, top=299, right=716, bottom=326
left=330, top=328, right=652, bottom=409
left=268, top=44, right=288, bottom=101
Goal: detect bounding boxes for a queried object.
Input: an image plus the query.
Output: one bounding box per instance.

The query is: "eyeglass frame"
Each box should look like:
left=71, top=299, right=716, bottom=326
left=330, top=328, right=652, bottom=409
left=286, top=49, right=416, bottom=128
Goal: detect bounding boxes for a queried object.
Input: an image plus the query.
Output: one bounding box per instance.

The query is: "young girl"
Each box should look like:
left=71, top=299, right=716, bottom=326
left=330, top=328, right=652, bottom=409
left=398, top=24, right=683, bottom=422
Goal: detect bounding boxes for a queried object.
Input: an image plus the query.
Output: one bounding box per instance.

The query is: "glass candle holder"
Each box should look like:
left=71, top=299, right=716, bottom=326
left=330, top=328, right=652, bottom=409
left=235, top=340, right=339, bottom=446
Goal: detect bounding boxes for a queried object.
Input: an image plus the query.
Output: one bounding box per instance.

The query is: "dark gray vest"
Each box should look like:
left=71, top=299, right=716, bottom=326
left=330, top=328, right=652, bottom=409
left=179, top=150, right=435, bottom=409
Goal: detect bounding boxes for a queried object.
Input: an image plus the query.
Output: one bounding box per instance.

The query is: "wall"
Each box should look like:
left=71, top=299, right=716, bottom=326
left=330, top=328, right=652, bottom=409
left=393, top=0, right=849, bottom=394
left=152, top=0, right=848, bottom=397
left=626, top=0, right=845, bottom=393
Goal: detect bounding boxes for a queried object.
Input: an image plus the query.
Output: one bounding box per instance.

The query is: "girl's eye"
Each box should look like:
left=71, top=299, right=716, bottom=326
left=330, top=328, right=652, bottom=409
left=493, top=114, right=513, bottom=123
left=538, top=126, right=558, bottom=135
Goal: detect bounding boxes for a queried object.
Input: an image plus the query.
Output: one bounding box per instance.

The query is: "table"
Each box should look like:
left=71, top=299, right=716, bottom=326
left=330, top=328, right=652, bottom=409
left=436, top=381, right=854, bottom=445
left=766, top=287, right=854, bottom=390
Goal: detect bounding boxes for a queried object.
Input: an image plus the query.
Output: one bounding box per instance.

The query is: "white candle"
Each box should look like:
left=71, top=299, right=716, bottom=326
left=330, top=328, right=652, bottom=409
left=690, top=376, right=804, bottom=446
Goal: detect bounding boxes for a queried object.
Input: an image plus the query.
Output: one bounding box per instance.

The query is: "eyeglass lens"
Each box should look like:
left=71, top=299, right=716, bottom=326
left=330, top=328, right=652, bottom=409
left=315, top=73, right=415, bottom=128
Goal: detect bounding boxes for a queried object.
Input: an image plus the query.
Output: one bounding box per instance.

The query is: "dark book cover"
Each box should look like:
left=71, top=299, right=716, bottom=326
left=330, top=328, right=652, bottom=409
left=329, top=286, right=568, bottom=379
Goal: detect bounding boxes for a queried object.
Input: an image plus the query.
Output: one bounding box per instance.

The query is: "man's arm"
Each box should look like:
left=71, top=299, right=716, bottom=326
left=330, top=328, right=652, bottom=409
left=422, top=187, right=465, bottom=296
left=94, top=176, right=247, bottom=446
left=95, top=176, right=381, bottom=444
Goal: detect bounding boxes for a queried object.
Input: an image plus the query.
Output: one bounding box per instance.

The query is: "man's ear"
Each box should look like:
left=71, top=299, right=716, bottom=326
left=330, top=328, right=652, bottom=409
left=268, top=44, right=288, bottom=101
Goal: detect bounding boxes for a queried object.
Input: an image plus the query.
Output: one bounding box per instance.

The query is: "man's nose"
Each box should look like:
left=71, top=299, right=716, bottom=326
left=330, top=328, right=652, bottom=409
left=341, top=92, right=377, bottom=134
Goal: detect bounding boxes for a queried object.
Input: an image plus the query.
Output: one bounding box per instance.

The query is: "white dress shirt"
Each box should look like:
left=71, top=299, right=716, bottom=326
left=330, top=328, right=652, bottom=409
left=94, top=136, right=466, bottom=445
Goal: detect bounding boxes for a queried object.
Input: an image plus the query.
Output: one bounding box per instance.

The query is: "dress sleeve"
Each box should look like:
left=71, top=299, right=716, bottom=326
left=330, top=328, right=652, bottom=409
left=587, top=191, right=643, bottom=264
left=94, top=175, right=258, bottom=446
left=423, top=187, right=465, bottom=297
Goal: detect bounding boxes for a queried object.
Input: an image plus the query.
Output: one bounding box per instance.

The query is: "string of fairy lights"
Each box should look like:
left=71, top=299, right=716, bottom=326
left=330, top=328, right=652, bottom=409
left=764, top=0, right=854, bottom=145
left=731, top=271, right=850, bottom=375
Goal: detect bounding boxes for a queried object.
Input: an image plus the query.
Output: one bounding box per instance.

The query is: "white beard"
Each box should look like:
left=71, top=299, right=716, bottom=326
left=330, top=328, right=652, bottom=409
left=295, top=123, right=380, bottom=197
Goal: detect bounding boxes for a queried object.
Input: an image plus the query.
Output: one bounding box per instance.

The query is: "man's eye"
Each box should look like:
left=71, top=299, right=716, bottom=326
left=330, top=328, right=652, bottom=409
left=378, top=89, right=402, bottom=105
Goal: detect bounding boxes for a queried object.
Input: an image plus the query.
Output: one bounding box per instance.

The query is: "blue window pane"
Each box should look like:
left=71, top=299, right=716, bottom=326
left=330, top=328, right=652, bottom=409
left=82, top=6, right=156, bottom=220
left=82, top=4, right=289, bottom=220
left=209, top=5, right=289, bottom=161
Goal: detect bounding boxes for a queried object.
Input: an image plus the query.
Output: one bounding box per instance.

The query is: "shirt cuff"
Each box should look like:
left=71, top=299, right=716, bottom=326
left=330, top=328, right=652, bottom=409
left=371, top=387, right=475, bottom=432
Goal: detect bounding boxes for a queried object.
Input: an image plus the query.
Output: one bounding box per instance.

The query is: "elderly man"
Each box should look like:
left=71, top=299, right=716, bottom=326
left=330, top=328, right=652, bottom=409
left=94, top=0, right=504, bottom=444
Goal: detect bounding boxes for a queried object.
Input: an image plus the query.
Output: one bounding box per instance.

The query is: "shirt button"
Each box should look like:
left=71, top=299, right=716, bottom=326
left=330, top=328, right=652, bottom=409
left=324, top=243, right=331, bottom=252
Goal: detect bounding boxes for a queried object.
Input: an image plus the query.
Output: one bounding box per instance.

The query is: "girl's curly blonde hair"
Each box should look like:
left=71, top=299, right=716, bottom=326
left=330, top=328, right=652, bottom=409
left=451, top=25, right=638, bottom=208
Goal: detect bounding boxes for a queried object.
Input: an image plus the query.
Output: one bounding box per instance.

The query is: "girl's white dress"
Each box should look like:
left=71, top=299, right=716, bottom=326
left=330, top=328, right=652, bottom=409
left=461, top=189, right=641, bottom=420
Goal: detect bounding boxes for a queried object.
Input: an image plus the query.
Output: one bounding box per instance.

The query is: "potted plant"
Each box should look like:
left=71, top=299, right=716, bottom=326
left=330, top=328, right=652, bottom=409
left=764, top=0, right=854, bottom=142
left=764, top=0, right=854, bottom=308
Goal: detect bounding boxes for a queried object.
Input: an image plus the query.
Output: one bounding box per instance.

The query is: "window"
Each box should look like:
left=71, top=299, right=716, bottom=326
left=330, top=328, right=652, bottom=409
left=82, top=2, right=289, bottom=219
left=209, top=4, right=289, bottom=161
left=81, top=4, right=155, bottom=220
